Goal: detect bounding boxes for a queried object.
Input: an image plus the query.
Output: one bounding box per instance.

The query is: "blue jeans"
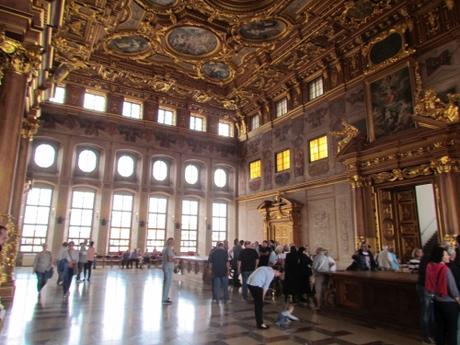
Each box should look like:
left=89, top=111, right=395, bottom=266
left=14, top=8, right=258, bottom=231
left=416, top=284, right=434, bottom=339
left=162, top=266, right=173, bottom=301
left=62, top=264, right=74, bottom=294
left=241, top=271, right=253, bottom=300
left=213, top=276, right=229, bottom=302
left=36, top=272, right=48, bottom=292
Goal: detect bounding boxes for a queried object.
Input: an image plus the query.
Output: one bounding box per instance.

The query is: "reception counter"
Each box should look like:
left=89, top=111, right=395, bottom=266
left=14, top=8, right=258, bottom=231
left=326, top=271, right=419, bottom=329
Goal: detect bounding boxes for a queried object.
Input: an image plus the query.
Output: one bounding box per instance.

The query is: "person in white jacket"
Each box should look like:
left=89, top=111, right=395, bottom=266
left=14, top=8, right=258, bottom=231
left=312, top=247, right=332, bottom=310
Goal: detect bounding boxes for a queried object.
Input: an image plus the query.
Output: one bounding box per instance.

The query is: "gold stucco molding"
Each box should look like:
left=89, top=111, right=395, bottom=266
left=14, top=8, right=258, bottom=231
left=330, top=120, right=359, bottom=154
left=0, top=31, right=42, bottom=84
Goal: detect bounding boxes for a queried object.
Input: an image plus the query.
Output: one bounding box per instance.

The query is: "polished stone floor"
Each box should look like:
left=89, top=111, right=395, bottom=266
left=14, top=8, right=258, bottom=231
left=0, top=267, right=422, bottom=345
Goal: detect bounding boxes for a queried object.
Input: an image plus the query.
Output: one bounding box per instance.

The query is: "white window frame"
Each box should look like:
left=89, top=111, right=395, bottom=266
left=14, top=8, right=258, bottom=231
left=68, top=190, right=95, bottom=244
left=211, top=202, right=227, bottom=247
left=190, top=114, right=205, bottom=132
left=276, top=98, right=288, bottom=117
left=146, top=196, right=168, bottom=252
left=20, top=186, right=53, bottom=253
left=109, top=193, right=133, bottom=253
left=83, top=91, right=106, bottom=112
left=49, top=86, right=66, bottom=104
left=158, top=107, right=176, bottom=126
left=180, top=199, right=199, bottom=253
left=309, top=77, right=324, bottom=100
left=122, top=99, right=143, bottom=119
left=218, top=121, right=232, bottom=137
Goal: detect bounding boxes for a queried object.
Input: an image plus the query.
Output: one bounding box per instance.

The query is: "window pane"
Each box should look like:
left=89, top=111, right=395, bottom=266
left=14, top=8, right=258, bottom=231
left=276, top=150, right=290, bottom=172
left=218, top=122, right=231, bottom=137
left=190, top=115, right=204, bottom=131
left=109, top=193, right=133, bottom=253
left=20, top=187, right=53, bottom=253
left=276, top=98, right=288, bottom=117
left=184, top=164, right=199, bottom=185
left=34, top=144, right=56, bottom=168
left=251, top=115, right=260, bottom=130
left=211, top=202, right=227, bottom=247
left=78, top=149, right=97, bottom=173
left=117, top=155, right=135, bottom=177
left=214, top=168, right=227, bottom=188
left=68, top=190, right=95, bottom=244
left=152, top=160, right=168, bottom=181
left=147, top=196, right=168, bottom=252
left=158, top=108, right=175, bottom=126
left=249, top=160, right=261, bottom=179
left=84, top=93, right=106, bottom=112
left=309, top=136, right=328, bottom=162
left=180, top=199, right=198, bottom=253
left=50, top=86, right=65, bottom=104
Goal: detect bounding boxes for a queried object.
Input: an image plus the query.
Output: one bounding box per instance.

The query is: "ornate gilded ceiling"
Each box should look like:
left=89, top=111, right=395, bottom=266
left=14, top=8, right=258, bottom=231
left=52, top=0, right=425, bottom=115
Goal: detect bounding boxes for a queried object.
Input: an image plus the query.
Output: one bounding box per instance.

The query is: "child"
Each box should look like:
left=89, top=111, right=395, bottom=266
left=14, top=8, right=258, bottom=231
left=275, top=304, right=299, bottom=329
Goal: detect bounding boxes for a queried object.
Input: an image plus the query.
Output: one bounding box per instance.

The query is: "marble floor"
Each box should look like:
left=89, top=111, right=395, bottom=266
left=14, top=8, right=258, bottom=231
left=0, top=267, right=422, bottom=345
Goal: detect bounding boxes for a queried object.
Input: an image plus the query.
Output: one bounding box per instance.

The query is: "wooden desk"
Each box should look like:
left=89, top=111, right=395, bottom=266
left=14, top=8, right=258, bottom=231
left=326, top=271, right=419, bottom=329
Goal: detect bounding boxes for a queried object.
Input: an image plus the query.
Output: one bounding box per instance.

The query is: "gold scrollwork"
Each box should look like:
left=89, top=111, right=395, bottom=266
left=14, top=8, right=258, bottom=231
left=362, top=21, right=415, bottom=75
left=371, top=165, right=433, bottom=184
left=0, top=31, right=42, bottom=84
left=330, top=120, right=359, bottom=154
left=430, top=156, right=460, bottom=174
left=0, top=214, right=18, bottom=286
left=21, top=114, right=40, bottom=141
left=414, top=89, right=460, bottom=124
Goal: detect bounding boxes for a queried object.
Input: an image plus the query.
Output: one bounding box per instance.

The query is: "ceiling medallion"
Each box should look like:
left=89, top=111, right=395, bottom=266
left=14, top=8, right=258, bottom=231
left=105, top=33, right=152, bottom=58
left=144, top=0, right=177, bottom=6
left=199, top=60, right=234, bottom=83
left=203, top=0, right=276, bottom=13
left=165, top=25, right=220, bottom=58
left=235, top=18, right=289, bottom=45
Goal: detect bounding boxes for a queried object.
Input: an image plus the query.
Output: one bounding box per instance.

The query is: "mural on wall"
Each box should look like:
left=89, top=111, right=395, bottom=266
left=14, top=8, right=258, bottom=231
left=167, top=26, right=219, bottom=56
left=369, top=66, right=414, bottom=139
left=305, top=107, right=327, bottom=128
left=263, top=158, right=273, bottom=190
left=308, top=199, right=337, bottom=257
left=108, top=35, right=151, bottom=54
left=202, top=61, right=230, bottom=80
left=238, top=19, right=286, bottom=41
left=294, top=148, right=304, bottom=177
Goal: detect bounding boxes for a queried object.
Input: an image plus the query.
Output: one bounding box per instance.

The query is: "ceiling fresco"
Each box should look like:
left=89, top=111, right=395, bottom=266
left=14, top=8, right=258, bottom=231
left=53, top=0, right=420, bottom=117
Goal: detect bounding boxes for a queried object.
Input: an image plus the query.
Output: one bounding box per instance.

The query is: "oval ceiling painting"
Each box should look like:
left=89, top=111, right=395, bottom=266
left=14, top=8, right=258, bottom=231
left=108, top=35, right=151, bottom=55
left=203, top=61, right=231, bottom=81
left=167, top=26, right=219, bottom=57
left=144, top=0, right=177, bottom=6
left=238, top=19, right=286, bottom=42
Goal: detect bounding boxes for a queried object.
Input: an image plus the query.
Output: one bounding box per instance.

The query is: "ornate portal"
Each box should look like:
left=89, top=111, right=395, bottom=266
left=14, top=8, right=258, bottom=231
left=257, top=195, right=302, bottom=245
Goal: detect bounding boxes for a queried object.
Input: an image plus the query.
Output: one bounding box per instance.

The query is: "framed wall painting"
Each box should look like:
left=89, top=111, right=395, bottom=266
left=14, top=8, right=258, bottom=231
left=366, top=62, right=416, bottom=141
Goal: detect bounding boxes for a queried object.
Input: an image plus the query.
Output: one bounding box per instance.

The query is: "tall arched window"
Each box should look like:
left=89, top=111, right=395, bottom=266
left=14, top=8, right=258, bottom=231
left=147, top=196, right=168, bottom=251
left=20, top=187, right=53, bottom=252
left=180, top=199, right=198, bottom=253
left=68, top=190, right=95, bottom=244
left=211, top=202, right=227, bottom=247
left=109, top=193, right=133, bottom=252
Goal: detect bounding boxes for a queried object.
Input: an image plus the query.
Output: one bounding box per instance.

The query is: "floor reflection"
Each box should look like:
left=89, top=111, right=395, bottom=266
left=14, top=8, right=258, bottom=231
left=0, top=267, right=422, bottom=345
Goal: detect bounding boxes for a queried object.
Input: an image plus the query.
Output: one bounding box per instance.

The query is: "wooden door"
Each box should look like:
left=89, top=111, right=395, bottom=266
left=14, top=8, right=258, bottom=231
left=378, top=187, right=421, bottom=262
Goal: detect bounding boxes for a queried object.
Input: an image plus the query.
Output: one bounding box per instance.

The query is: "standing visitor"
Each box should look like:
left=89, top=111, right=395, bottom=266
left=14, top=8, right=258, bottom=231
left=209, top=242, right=230, bottom=303
left=77, top=240, right=87, bottom=281
left=62, top=241, right=79, bottom=297
left=238, top=241, right=259, bottom=301
left=56, top=242, right=68, bottom=285
left=425, top=246, right=460, bottom=345
left=312, top=247, right=332, bottom=310
left=85, top=241, right=96, bottom=281
left=33, top=244, right=53, bottom=296
left=162, top=237, right=175, bottom=305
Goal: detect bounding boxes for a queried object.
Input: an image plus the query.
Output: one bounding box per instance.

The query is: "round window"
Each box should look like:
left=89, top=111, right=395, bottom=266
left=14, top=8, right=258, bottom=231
left=34, top=144, right=56, bottom=168
left=184, top=164, right=199, bottom=185
left=214, top=168, right=227, bottom=188
left=117, top=155, right=135, bottom=177
left=152, top=160, right=168, bottom=181
left=78, top=149, right=97, bottom=173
